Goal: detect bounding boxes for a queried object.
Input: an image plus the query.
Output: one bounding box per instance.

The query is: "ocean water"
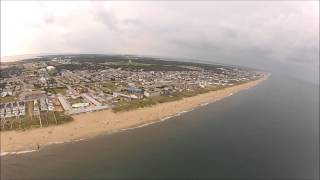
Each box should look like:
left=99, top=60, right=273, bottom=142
left=1, top=75, right=319, bottom=179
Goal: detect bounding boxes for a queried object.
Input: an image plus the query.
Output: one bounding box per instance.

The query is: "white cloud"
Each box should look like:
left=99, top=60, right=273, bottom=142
left=1, top=1, right=318, bottom=82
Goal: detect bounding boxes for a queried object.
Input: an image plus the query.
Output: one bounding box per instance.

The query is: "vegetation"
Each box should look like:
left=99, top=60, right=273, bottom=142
left=150, top=94, right=183, bottom=103
left=46, top=87, right=67, bottom=95
left=0, top=96, right=17, bottom=103
left=0, top=83, right=6, bottom=89
left=0, top=66, right=24, bottom=78
left=0, top=112, right=73, bottom=131
left=42, top=54, right=248, bottom=73
left=111, top=84, right=239, bottom=113
left=177, top=86, right=227, bottom=97
left=111, top=94, right=185, bottom=112
left=55, top=63, right=107, bottom=72
left=112, top=98, right=157, bottom=112
left=107, top=64, right=192, bottom=72
left=101, top=82, right=118, bottom=91
left=54, top=61, right=192, bottom=72
left=33, top=84, right=42, bottom=89
left=69, top=97, right=83, bottom=104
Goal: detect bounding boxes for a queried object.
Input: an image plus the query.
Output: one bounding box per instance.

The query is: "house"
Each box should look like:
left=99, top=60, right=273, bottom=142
left=144, top=90, right=161, bottom=97
left=127, top=87, right=142, bottom=94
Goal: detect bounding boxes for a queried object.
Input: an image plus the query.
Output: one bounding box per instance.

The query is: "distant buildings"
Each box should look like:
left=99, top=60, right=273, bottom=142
left=1, top=55, right=263, bottom=121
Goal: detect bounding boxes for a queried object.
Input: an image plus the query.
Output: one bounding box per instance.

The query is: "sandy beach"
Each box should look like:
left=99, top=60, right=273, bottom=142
left=1, top=76, right=268, bottom=154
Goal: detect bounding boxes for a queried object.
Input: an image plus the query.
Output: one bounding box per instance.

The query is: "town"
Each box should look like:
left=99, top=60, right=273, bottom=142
left=0, top=54, right=263, bottom=130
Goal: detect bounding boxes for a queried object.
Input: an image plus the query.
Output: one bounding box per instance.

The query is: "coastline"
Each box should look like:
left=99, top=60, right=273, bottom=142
left=1, top=75, right=268, bottom=154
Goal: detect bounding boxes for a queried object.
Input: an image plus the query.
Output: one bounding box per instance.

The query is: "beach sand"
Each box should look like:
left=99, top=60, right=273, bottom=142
left=1, top=76, right=268, bottom=154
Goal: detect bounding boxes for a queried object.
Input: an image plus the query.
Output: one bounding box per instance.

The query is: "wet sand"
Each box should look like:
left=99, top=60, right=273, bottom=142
left=1, top=76, right=268, bottom=154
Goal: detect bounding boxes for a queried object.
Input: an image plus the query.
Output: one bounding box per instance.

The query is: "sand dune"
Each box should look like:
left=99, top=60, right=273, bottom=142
left=1, top=76, right=268, bottom=153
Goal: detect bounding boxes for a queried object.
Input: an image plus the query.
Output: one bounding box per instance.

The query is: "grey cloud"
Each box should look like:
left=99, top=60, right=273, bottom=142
left=43, top=16, right=55, bottom=24
left=92, top=3, right=119, bottom=31
left=170, top=38, right=220, bottom=51
left=20, top=1, right=318, bottom=83
left=220, top=26, right=238, bottom=39
left=95, top=11, right=119, bottom=31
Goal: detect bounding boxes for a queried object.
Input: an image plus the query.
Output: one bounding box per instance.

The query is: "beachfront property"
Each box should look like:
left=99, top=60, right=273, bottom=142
left=0, top=101, right=26, bottom=118
left=0, top=54, right=263, bottom=128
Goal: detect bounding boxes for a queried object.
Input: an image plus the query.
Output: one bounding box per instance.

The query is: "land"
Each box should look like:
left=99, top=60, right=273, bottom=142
left=0, top=54, right=266, bottom=153
left=1, top=75, right=267, bottom=153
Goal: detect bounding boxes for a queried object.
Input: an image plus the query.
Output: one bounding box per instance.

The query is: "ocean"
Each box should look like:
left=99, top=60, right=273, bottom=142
left=1, top=75, right=319, bottom=179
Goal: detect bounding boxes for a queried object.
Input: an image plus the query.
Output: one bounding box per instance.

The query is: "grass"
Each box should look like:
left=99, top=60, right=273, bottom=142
left=69, top=97, right=83, bottom=104
left=112, top=98, right=157, bottom=112
left=101, top=82, right=118, bottom=91
left=111, top=95, right=184, bottom=113
left=25, top=101, right=34, bottom=117
left=111, top=84, right=235, bottom=112
left=47, top=87, right=67, bottom=95
left=111, top=90, right=201, bottom=113
left=0, top=96, right=16, bottom=103
left=150, top=94, right=182, bottom=103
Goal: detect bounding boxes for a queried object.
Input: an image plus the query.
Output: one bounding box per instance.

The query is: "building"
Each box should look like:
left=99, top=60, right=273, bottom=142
left=72, top=102, right=89, bottom=108
left=57, top=95, right=72, bottom=111
left=81, top=93, right=102, bottom=106
left=144, top=90, right=161, bottom=97
left=33, top=100, right=40, bottom=115
left=127, top=87, right=142, bottom=94
left=46, top=66, right=56, bottom=71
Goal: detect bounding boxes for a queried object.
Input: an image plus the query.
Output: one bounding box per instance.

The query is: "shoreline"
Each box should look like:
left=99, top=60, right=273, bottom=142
left=1, top=75, right=268, bottom=155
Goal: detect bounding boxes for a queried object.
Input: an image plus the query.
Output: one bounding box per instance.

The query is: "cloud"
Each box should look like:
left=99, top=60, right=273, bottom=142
left=92, top=3, right=119, bottom=31
left=1, top=1, right=319, bottom=83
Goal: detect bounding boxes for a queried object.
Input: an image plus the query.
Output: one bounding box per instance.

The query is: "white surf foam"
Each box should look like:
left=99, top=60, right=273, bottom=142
left=201, top=102, right=209, bottom=106
left=1, top=138, right=87, bottom=156
left=174, top=110, right=190, bottom=117
left=73, top=138, right=86, bottom=142
left=121, top=114, right=178, bottom=132
left=2, top=99, right=215, bottom=156
left=160, top=116, right=172, bottom=122
left=47, top=141, right=65, bottom=145
left=47, top=138, right=86, bottom=145
left=1, top=149, right=39, bottom=156
left=121, top=121, right=159, bottom=131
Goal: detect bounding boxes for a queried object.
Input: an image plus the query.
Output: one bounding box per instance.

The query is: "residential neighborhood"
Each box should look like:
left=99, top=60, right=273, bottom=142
left=0, top=54, right=263, bottom=130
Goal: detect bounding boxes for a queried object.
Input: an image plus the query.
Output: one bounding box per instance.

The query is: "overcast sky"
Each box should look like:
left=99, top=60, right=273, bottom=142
left=1, top=1, right=319, bottom=83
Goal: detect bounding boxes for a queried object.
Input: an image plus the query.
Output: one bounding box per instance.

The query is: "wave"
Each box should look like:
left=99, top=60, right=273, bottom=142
left=160, top=116, right=172, bottom=122
left=1, top=149, right=39, bottom=156
left=47, top=138, right=86, bottom=145
left=200, top=102, right=209, bottom=106
left=47, top=141, right=65, bottom=145
left=174, top=109, right=191, bottom=117
left=1, top=100, right=213, bottom=156
left=1, top=138, right=87, bottom=156
left=121, top=121, right=158, bottom=131
left=135, top=121, right=158, bottom=128
left=73, top=138, right=86, bottom=142
left=121, top=111, right=189, bottom=132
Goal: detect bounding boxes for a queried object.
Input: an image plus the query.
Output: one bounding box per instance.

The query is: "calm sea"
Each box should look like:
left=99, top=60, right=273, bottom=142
left=1, top=75, right=319, bottom=179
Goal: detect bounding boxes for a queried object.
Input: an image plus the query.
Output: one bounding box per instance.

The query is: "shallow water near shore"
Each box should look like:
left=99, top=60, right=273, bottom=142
left=1, top=75, right=319, bottom=179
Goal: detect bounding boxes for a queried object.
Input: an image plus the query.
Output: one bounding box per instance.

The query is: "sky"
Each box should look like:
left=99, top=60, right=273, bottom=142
left=1, top=1, right=319, bottom=83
